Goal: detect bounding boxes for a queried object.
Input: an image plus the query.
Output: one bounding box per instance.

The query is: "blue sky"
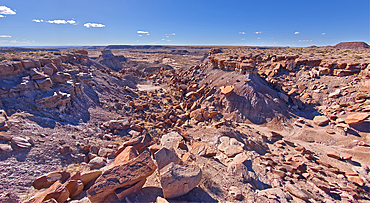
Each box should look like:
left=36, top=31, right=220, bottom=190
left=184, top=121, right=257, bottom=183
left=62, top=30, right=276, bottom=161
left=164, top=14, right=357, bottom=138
left=0, top=0, right=369, bottom=47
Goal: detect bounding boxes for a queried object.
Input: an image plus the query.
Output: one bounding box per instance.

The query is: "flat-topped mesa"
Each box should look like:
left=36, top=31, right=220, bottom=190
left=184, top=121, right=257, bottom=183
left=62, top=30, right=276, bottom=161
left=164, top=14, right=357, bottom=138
left=334, top=42, right=370, bottom=49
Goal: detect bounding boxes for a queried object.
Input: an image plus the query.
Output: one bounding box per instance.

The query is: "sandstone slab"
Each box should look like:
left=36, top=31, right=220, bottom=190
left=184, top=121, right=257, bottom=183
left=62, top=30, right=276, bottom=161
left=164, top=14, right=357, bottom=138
left=87, top=151, right=156, bottom=203
left=285, top=184, right=309, bottom=201
left=345, top=113, right=369, bottom=125
left=160, top=162, right=202, bottom=199
left=0, top=144, right=13, bottom=152
left=218, top=136, right=244, bottom=157
left=33, top=171, right=70, bottom=190
left=114, top=146, right=138, bottom=166
left=25, top=181, right=69, bottom=203
left=313, top=116, right=329, bottom=126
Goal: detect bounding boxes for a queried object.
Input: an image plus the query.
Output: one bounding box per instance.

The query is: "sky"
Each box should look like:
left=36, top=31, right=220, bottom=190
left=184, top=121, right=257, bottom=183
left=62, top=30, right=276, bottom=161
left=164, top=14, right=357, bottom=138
left=0, top=0, right=369, bottom=47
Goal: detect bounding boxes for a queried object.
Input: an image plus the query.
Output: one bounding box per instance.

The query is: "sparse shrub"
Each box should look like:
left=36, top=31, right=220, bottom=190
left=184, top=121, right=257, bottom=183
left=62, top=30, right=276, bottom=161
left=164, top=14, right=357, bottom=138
left=355, top=55, right=363, bottom=59
left=0, top=55, right=6, bottom=61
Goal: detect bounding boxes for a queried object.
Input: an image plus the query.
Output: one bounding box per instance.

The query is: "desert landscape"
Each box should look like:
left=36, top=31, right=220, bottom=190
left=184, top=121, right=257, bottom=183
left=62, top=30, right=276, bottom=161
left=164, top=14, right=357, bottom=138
left=0, top=42, right=370, bottom=203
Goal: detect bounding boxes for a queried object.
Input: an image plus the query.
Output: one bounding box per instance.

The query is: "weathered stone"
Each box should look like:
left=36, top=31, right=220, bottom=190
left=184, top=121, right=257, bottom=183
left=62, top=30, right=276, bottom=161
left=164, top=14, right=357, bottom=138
left=58, top=145, right=72, bottom=155
left=149, top=144, right=163, bottom=155
left=65, top=179, right=84, bottom=198
left=160, top=162, right=202, bottom=199
left=156, top=196, right=169, bottom=203
left=81, top=170, right=102, bottom=188
left=191, top=142, right=217, bottom=157
left=347, top=176, right=365, bottom=187
left=0, top=110, right=8, bottom=130
left=229, top=186, right=242, bottom=199
left=25, top=181, right=69, bottom=203
left=87, top=151, right=156, bottom=203
left=278, top=92, right=289, bottom=103
left=0, top=144, right=13, bottom=152
left=51, top=72, right=71, bottom=84
left=313, top=116, right=329, bottom=126
left=0, top=63, right=15, bottom=76
left=190, top=109, right=205, bottom=121
left=113, top=146, right=138, bottom=166
left=118, top=133, right=151, bottom=153
left=218, top=136, right=244, bottom=157
left=285, top=184, right=309, bottom=201
left=327, top=151, right=341, bottom=159
left=345, top=113, right=369, bottom=125
left=88, top=157, right=106, bottom=169
left=0, top=131, right=10, bottom=141
left=33, top=171, right=70, bottom=190
left=114, top=178, right=146, bottom=201
left=11, top=136, right=32, bottom=148
left=103, top=119, right=131, bottom=130
left=160, top=132, right=183, bottom=150
left=154, top=147, right=182, bottom=170
left=34, top=78, right=53, bottom=89
left=328, top=89, right=341, bottom=98
left=98, top=147, right=115, bottom=158
left=221, top=85, right=234, bottom=95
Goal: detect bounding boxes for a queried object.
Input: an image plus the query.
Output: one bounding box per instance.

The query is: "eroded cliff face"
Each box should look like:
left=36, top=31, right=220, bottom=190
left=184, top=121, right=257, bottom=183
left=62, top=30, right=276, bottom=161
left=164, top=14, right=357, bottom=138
left=96, top=49, right=124, bottom=71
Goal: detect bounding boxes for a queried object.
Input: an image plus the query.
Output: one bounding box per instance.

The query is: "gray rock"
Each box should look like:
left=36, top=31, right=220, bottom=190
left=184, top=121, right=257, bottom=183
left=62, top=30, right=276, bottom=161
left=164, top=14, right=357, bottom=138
left=160, top=132, right=183, bottom=150
left=0, top=144, right=13, bottom=152
left=160, top=162, right=202, bottom=199
left=88, top=157, right=106, bottom=169
left=285, top=183, right=309, bottom=201
left=11, top=137, right=32, bottom=148
left=154, top=147, right=182, bottom=170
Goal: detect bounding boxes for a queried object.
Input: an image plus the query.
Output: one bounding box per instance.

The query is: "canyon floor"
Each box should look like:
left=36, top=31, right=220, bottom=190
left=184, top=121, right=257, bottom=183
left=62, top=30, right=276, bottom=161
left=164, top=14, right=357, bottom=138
left=0, top=45, right=369, bottom=203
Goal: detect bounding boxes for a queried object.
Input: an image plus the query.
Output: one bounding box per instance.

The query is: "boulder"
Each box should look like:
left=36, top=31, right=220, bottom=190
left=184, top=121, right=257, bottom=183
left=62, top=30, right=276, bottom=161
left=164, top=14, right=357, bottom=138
left=117, top=133, right=151, bottom=153
left=34, top=78, right=53, bottom=89
left=0, top=144, right=13, bottom=152
left=160, top=132, right=183, bottom=150
left=0, top=110, right=8, bottom=130
left=11, top=136, right=33, bottom=148
left=217, top=136, right=244, bottom=157
left=114, top=178, right=146, bottom=201
left=160, top=162, right=202, bottom=199
left=286, top=60, right=296, bottom=71
left=21, top=60, right=35, bottom=69
left=191, top=142, right=217, bottom=157
left=25, top=181, right=69, bottom=203
left=33, top=171, right=70, bottom=190
left=65, top=172, right=84, bottom=198
left=285, top=184, right=309, bottom=201
left=328, top=89, right=341, bottom=98
left=81, top=170, right=102, bottom=187
left=113, top=146, right=138, bottom=166
left=88, top=157, right=106, bottom=169
left=103, top=119, right=131, bottom=131
left=326, top=151, right=341, bottom=159
left=189, top=109, right=205, bottom=121
left=87, top=151, right=156, bottom=203
left=229, top=186, right=242, bottom=200
left=313, top=116, right=329, bottom=126
left=0, top=63, right=14, bottom=76
left=51, top=72, right=72, bottom=83
left=345, top=113, right=369, bottom=125
left=154, top=147, right=182, bottom=170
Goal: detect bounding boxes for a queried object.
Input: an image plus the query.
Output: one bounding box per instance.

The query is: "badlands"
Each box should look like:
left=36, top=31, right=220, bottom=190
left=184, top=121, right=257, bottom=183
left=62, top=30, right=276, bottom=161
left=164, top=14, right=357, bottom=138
left=0, top=43, right=369, bottom=202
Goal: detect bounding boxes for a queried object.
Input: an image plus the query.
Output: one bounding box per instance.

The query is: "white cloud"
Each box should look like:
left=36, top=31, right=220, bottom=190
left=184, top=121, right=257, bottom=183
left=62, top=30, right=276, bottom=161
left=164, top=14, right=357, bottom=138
left=32, top=19, right=43, bottom=23
left=146, top=34, right=150, bottom=35
left=84, top=23, right=105, bottom=28
left=322, top=33, right=326, bottom=35
left=239, top=32, right=246, bottom=34
left=0, top=15, right=4, bottom=17
left=241, top=39, right=245, bottom=40
left=161, top=39, right=165, bottom=40
left=294, top=32, right=300, bottom=35
left=0, top=35, right=11, bottom=38
left=171, top=33, right=175, bottom=35
left=10, top=40, right=30, bottom=44
left=67, top=20, right=76, bottom=24
left=167, top=40, right=171, bottom=41
left=255, top=31, right=262, bottom=34
left=137, top=31, right=149, bottom=34
left=257, top=37, right=260, bottom=40
left=0, top=6, right=16, bottom=15
left=138, top=35, right=142, bottom=37
left=47, top=19, right=77, bottom=25
left=298, top=39, right=312, bottom=42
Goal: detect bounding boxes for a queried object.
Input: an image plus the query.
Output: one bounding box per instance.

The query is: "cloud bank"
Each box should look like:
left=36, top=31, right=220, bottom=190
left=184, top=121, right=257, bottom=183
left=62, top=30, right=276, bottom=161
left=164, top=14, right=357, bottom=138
left=294, top=32, right=300, bottom=34
left=0, top=35, right=11, bottom=38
